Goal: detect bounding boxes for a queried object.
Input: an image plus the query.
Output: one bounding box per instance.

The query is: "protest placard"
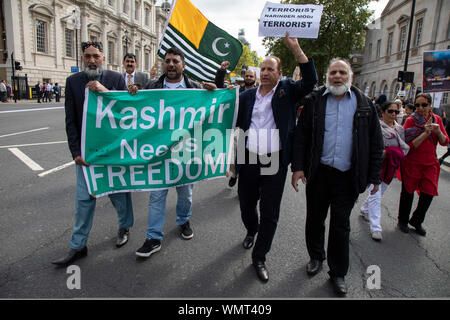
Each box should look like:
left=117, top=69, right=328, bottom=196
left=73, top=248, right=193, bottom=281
left=81, top=88, right=239, bottom=197
left=258, top=2, right=323, bottom=38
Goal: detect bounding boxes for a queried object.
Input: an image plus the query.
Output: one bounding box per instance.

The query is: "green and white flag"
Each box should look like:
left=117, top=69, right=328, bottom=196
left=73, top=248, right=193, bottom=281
left=158, top=0, right=243, bottom=82
left=81, top=87, right=239, bottom=197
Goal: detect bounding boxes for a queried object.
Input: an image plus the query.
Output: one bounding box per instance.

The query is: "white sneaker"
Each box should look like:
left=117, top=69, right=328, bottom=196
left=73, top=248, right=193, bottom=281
left=371, top=231, right=382, bottom=241
left=360, top=210, right=370, bottom=222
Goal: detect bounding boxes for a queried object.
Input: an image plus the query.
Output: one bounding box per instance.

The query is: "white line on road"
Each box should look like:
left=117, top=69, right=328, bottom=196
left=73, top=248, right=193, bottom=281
left=8, top=148, right=44, bottom=171
left=0, top=127, right=50, bottom=138
left=38, top=161, right=74, bottom=177
left=0, top=106, right=64, bottom=113
left=0, top=141, right=67, bottom=149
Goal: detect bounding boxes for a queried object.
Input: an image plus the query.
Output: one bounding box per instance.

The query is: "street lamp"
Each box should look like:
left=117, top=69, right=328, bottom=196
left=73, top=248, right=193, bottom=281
left=161, top=0, right=171, bottom=12
left=124, top=29, right=129, bottom=53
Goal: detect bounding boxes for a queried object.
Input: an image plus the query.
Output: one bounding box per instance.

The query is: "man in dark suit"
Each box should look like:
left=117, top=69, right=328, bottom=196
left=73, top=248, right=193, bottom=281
left=236, top=32, right=317, bottom=282
left=123, top=53, right=150, bottom=89
left=52, top=41, right=134, bottom=267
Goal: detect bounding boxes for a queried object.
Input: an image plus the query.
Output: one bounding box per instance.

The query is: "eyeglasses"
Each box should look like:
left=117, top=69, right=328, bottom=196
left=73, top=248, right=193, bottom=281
left=414, top=103, right=429, bottom=108
left=386, top=109, right=400, bottom=114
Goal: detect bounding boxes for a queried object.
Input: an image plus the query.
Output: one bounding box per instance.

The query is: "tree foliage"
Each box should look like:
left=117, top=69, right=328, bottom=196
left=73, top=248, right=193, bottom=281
left=263, top=0, right=373, bottom=84
left=230, top=45, right=262, bottom=80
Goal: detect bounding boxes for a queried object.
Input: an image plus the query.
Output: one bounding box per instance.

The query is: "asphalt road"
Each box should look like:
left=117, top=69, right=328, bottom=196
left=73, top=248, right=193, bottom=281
left=0, top=101, right=449, bottom=300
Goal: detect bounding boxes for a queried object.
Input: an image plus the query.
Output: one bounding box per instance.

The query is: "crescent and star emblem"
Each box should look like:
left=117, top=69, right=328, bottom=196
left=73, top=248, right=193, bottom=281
left=212, top=37, right=230, bottom=57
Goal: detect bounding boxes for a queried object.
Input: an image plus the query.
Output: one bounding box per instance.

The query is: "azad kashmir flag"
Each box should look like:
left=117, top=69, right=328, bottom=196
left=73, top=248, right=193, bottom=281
left=81, top=87, right=239, bottom=197
left=158, top=0, right=243, bottom=82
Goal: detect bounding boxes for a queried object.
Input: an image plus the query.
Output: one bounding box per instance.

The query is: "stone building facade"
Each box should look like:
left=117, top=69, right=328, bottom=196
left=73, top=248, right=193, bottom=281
left=353, top=0, right=449, bottom=103
left=0, top=0, right=168, bottom=97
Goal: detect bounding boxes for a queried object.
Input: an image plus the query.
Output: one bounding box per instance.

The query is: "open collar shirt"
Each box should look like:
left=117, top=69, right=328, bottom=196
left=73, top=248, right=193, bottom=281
left=247, top=82, right=280, bottom=155
left=320, top=87, right=357, bottom=172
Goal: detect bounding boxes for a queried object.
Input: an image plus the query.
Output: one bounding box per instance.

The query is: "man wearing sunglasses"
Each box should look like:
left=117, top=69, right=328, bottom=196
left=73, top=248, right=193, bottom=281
left=52, top=41, right=134, bottom=266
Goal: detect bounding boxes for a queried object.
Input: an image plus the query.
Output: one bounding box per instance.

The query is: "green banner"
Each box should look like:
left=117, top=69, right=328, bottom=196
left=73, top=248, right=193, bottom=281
left=81, top=87, right=239, bottom=197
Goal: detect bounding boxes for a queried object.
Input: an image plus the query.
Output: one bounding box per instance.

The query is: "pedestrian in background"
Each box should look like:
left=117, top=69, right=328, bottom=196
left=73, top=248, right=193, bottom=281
left=360, top=101, right=410, bottom=241
left=0, top=80, right=7, bottom=102
left=398, top=93, right=449, bottom=236
left=53, top=83, right=61, bottom=102
left=402, top=103, right=415, bottom=125
left=35, top=81, right=42, bottom=103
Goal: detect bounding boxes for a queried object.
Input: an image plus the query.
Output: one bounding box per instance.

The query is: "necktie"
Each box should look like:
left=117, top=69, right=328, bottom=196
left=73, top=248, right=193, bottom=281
left=127, top=74, right=133, bottom=86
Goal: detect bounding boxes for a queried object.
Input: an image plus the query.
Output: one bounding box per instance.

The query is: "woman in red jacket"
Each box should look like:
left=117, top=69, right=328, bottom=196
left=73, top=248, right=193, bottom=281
left=398, top=93, right=449, bottom=236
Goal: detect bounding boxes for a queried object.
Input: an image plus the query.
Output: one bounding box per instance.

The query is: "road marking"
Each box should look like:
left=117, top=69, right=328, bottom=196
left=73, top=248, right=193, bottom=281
left=8, top=148, right=44, bottom=171
left=0, top=106, right=64, bottom=113
left=0, top=127, right=50, bottom=138
left=38, top=161, right=74, bottom=177
left=0, top=141, right=66, bottom=149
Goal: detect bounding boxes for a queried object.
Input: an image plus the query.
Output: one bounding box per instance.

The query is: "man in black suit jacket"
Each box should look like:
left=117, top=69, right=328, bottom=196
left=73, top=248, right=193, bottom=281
left=123, top=53, right=150, bottom=88
left=52, top=41, right=134, bottom=267
left=236, top=33, right=317, bottom=282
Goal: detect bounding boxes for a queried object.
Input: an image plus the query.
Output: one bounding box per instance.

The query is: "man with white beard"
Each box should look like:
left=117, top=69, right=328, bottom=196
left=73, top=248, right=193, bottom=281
left=52, top=41, right=134, bottom=267
left=290, top=58, right=383, bottom=296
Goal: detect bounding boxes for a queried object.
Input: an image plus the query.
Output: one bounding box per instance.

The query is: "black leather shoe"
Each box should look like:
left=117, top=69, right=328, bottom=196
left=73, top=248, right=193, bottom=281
left=409, top=222, right=426, bottom=236
left=52, top=247, right=87, bottom=266
left=116, top=228, right=129, bottom=247
left=306, top=259, right=323, bottom=276
left=252, top=260, right=269, bottom=283
left=397, top=222, right=409, bottom=233
left=228, top=177, right=237, bottom=187
left=330, top=276, right=347, bottom=296
left=242, top=234, right=255, bottom=249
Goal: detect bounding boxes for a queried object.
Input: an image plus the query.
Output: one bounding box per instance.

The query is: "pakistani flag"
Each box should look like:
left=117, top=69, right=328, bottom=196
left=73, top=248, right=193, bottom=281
left=158, top=0, right=243, bottom=82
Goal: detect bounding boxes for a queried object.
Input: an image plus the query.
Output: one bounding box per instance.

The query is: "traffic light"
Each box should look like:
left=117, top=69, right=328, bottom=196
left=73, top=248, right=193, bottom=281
left=14, top=61, right=22, bottom=70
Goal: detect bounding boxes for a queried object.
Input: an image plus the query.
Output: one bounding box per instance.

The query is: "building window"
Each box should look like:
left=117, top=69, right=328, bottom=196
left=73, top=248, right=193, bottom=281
left=108, top=0, right=114, bottom=6
left=442, top=92, right=448, bottom=105
left=65, top=29, right=74, bottom=57
left=368, top=43, right=372, bottom=62
left=36, top=20, right=47, bottom=53
left=145, top=7, right=150, bottom=26
left=145, top=52, right=149, bottom=70
left=108, top=41, right=115, bottom=64
left=123, top=0, right=129, bottom=13
left=135, top=1, right=140, bottom=20
left=399, top=26, right=407, bottom=51
left=387, top=32, right=393, bottom=56
left=376, top=39, right=381, bottom=59
left=414, top=18, right=423, bottom=46
left=135, top=48, right=140, bottom=65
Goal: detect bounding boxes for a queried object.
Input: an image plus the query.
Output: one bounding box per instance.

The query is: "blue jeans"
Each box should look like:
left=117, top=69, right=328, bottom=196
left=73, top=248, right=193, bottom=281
left=70, top=165, right=134, bottom=249
left=146, top=184, right=193, bottom=240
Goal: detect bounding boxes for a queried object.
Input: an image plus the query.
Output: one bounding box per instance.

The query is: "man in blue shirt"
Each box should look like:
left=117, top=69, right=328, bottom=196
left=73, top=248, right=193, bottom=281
left=291, top=58, right=383, bottom=295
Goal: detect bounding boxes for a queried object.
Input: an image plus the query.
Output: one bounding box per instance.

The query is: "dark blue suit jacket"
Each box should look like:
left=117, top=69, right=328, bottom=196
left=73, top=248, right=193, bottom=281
left=65, top=70, right=126, bottom=159
left=236, top=60, right=317, bottom=171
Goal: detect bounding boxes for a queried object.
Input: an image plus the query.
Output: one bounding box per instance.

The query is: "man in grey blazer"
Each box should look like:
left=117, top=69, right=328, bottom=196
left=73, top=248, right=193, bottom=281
left=123, top=53, right=150, bottom=88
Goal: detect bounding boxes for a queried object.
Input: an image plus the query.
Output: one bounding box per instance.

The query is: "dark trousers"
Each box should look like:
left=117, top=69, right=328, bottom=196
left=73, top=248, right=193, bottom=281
left=398, top=183, right=433, bottom=226
left=305, top=164, right=358, bottom=278
left=238, top=150, right=287, bottom=263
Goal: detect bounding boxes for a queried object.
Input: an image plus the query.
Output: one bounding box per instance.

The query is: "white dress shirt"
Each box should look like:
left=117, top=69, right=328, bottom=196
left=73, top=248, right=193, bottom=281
left=247, top=83, right=280, bottom=155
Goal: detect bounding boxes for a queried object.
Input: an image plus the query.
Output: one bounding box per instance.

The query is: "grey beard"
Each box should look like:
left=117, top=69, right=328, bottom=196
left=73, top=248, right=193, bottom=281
left=84, top=66, right=103, bottom=79
left=326, top=78, right=351, bottom=96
